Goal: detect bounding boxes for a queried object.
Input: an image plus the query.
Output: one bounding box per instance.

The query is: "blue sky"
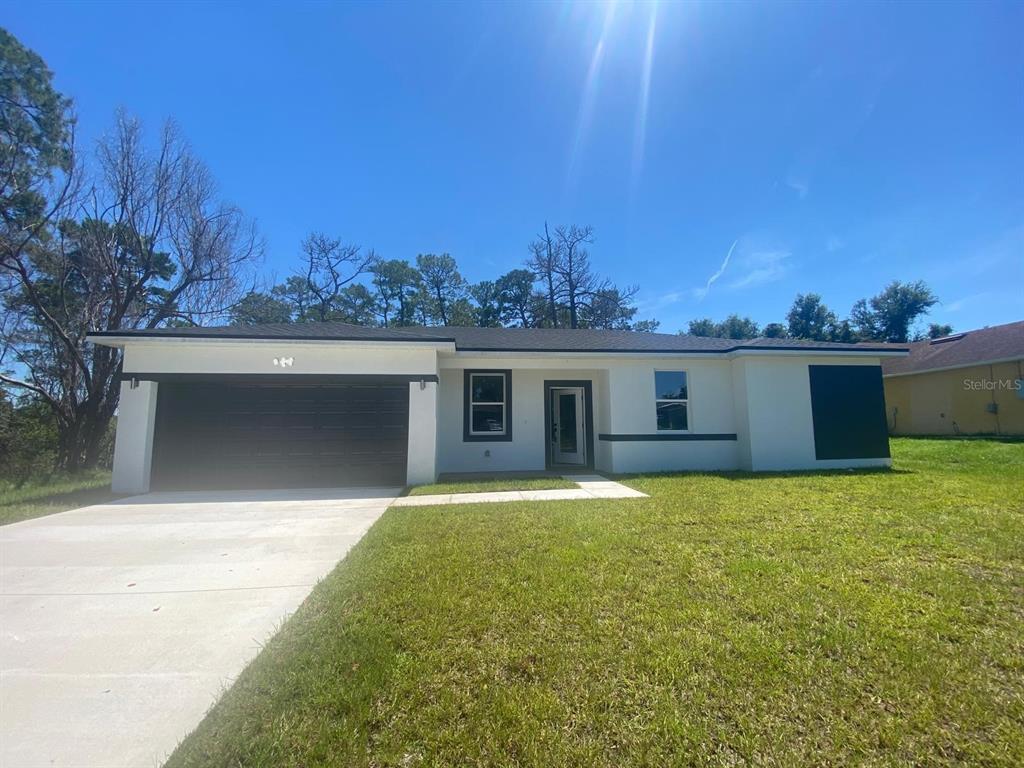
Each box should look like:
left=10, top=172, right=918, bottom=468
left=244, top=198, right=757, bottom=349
left=6, top=1, right=1022, bottom=333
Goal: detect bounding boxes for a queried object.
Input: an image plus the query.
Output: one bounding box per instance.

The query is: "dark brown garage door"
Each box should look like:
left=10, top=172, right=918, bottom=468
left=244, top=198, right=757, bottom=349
left=150, top=382, right=409, bottom=490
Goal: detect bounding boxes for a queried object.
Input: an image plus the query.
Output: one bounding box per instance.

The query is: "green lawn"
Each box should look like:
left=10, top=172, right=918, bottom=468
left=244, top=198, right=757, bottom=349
left=167, top=439, right=1024, bottom=767
left=408, top=476, right=579, bottom=496
left=0, top=470, right=117, bottom=526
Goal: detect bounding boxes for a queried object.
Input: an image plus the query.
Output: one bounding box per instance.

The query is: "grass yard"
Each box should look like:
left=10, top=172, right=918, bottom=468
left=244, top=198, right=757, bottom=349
left=0, top=470, right=116, bottom=526
left=408, top=476, right=579, bottom=496
left=167, top=439, right=1023, bottom=767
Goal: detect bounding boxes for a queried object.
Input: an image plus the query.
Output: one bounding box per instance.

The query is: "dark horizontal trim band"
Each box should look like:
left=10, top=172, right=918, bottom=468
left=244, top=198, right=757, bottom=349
left=120, top=373, right=439, bottom=385
left=598, top=433, right=738, bottom=442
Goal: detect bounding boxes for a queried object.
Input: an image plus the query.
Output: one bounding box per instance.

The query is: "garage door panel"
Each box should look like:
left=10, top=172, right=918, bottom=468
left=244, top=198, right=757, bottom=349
left=151, top=383, right=409, bottom=490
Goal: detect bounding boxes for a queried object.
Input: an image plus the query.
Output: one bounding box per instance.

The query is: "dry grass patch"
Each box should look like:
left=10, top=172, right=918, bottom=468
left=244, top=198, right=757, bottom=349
left=0, top=470, right=116, bottom=526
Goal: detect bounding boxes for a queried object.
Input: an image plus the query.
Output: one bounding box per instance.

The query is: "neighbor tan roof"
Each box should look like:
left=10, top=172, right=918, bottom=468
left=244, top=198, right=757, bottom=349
left=881, top=320, right=1024, bottom=376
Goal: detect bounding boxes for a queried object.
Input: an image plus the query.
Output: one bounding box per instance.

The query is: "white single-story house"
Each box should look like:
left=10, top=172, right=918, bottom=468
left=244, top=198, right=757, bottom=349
left=87, top=323, right=909, bottom=494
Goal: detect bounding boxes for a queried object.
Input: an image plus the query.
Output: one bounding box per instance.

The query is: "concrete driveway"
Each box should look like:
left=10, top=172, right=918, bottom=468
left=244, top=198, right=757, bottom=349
left=0, top=487, right=398, bottom=768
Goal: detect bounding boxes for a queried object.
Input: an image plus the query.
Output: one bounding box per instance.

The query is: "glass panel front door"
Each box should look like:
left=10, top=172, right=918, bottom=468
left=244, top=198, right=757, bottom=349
left=558, top=393, right=577, bottom=452
left=551, top=387, right=585, bottom=465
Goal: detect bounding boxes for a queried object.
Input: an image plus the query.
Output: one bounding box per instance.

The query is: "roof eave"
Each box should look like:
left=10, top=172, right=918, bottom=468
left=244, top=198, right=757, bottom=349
left=86, top=332, right=909, bottom=357
left=451, top=346, right=908, bottom=357
left=728, top=346, right=908, bottom=358
left=85, top=333, right=457, bottom=351
left=883, top=355, right=1024, bottom=378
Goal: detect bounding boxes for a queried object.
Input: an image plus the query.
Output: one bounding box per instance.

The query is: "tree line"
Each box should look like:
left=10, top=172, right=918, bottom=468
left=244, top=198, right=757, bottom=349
left=685, top=281, right=949, bottom=344
left=229, top=223, right=656, bottom=332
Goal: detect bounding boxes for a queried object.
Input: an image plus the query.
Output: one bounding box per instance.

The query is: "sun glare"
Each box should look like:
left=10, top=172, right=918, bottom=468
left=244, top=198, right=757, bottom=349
left=565, top=1, right=660, bottom=199
left=566, top=2, right=618, bottom=188
left=631, top=2, right=658, bottom=198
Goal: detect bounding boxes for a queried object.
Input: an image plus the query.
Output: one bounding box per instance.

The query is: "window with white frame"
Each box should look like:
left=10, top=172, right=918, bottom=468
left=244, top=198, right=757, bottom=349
left=655, top=370, right=688, bottom=431
left=465, top=371, right=510, bottom=439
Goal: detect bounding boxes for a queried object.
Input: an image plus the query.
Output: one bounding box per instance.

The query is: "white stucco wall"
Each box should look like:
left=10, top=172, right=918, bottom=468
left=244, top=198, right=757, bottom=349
left=122, top=341, right=440, bottom=377
left=603, top=358, right=740, bottom=473
left=407, top=380, right=439, bottom=485
left=594, top=374, right=613, bottom=472
left=111, top=380, right=158, bottom=494
left=436, top=353, right=889, bottom=475
left=436, top=356, right=741, bottom=475
left=735, top=354, right=890, bottom=471
left=436, top=359, right=610, bottom=474
left=731, top=360, right=753, bottom=471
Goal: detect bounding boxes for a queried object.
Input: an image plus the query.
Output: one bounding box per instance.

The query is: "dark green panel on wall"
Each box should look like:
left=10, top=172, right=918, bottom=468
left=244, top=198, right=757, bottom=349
left=808, top=365, right=890, bottom=460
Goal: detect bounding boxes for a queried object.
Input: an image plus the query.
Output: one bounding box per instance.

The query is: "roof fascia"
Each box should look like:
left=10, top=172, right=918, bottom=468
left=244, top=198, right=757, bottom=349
left=86, top=334, right=456, bottom=352
left=883, top=356, right=1024, bottom=378
left=727, top=348, right=908, bottom=359
left=447, top=347, right=908, bottom=359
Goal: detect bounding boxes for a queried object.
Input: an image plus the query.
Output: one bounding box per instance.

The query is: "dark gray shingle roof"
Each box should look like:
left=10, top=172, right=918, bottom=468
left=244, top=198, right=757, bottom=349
left=881, top=321, right=1024, bottom=376
left=91, top=322, right=904, bottom=354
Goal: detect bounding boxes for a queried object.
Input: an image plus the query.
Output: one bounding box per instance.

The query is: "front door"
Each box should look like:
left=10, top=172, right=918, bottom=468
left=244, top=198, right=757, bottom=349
left=551, top=387, right=586, bottom=465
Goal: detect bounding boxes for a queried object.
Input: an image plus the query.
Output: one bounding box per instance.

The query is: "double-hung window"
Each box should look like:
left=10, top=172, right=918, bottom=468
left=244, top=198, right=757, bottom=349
left=464, top=370, right=512, bottom=441
left=655, top=370, right=688, bottom=431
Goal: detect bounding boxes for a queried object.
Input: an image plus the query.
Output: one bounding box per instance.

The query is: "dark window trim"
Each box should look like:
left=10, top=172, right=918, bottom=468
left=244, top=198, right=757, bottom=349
left=120, top=373, right=437, bottom=385
left=543, top=380, right=595, bottom=470
left=654, top=368, right=690, bottom=432
left=599, top=432, right=737, bottom=442
left=463, top=369, right=513, bottom=442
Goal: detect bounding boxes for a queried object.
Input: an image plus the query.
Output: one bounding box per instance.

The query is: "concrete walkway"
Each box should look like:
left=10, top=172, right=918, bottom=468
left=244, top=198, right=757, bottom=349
left=392, top=474, right=647, bottom=507
left=0, top=487, right=398, bottom=768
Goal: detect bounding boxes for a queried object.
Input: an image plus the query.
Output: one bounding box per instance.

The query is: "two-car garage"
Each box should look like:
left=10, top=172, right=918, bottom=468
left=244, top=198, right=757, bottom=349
left=148, top=378, right=410, bottom=490
left=90, top=328, right=446, bottom=495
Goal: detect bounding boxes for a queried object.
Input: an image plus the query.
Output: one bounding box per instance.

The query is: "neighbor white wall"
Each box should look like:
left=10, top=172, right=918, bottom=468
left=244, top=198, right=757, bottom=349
left=407, top=380, right=438, bottom=485
left=735, top=354, right=890, bottom=471
left=111, top=380, right=158, bottom=494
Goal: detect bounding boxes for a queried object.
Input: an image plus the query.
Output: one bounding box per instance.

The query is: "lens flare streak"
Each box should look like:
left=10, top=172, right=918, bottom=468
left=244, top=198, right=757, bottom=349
left=565, top=2, right=618, bottom=194
left=630, top=3, right=658, bottom=198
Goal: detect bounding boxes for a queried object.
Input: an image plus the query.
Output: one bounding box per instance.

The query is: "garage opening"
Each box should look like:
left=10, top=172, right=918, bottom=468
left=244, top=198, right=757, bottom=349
left=150, top=381, right=409, bottom=490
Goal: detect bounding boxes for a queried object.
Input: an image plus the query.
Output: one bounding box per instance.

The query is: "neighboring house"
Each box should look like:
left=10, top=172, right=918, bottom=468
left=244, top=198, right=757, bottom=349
left=87, top=323, right=908, bottom=493
left=881, top=320, right=1024, bottom=436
